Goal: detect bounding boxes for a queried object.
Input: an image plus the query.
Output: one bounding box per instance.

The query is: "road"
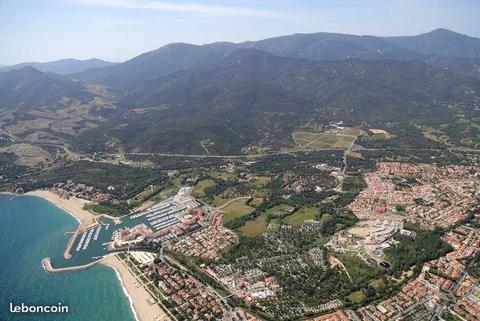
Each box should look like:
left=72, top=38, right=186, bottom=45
left=341, top=136, right=357, bottom=175
left=200, top=141, right=210, bottom=155
left=88, top=146, right=480, bottom=161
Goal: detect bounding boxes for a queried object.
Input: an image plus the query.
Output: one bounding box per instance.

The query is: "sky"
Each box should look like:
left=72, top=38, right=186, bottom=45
left=1, top=0, right=480, bottom=65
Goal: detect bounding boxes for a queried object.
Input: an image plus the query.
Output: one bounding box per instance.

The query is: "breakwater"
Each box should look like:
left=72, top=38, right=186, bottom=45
left=42, top=257, right=102, bottom=273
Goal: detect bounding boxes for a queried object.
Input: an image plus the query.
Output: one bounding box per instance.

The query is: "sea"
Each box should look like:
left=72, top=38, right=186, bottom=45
left=0, top=194, right=137, bottom=321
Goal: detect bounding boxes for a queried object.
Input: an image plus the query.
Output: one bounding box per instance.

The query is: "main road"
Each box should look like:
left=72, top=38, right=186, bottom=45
left=90, top=146, right=479, bottom=161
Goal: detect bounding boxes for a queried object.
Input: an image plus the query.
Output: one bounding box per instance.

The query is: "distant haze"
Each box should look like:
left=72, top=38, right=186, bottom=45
left=0, top=58, right=116, bottom=74
left=1, top=0, right=479, bottom=65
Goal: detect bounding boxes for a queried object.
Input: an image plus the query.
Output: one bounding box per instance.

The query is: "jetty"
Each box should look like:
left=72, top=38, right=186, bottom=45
left=42, top=257, right=101, bottom=273
left=63, top=218, right=100, bottom=260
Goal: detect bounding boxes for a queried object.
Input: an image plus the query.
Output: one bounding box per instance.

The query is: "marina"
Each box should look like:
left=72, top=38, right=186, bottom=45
left=76, top=231, right=87, bottom=252
left=48, top=188, right=198, bottom=271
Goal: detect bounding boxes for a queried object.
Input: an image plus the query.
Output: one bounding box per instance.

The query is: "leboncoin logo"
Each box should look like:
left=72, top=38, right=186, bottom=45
left=9, top=302, right=69, bottom=313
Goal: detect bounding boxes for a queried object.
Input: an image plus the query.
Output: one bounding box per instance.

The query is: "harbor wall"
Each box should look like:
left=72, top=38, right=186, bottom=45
left=42, top=257, right=101, bottom=273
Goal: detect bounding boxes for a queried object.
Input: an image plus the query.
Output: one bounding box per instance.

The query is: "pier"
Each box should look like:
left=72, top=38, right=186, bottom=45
left=63, top=227, right=79, bottom=259
left=42, top=257, right=101, bottom=273
left=63, top=218, right=100, bottom=260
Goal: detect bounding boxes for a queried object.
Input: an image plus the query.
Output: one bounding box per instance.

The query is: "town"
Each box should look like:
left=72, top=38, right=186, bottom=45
left=40, top=160, right=480, bottom=321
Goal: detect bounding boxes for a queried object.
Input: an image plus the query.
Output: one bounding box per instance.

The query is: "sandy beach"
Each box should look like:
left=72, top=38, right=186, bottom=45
left=102, top=255, right=170, bottom=321
left=25, top=189, right=94, bottom=223
left=26, top=189, right=170, bottom=321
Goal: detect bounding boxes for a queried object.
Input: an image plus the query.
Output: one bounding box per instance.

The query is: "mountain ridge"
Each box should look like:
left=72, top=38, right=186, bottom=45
left=0, top=58, right=117, bottom=75
left=71, top=28, right=480, bottom=89
left=71, top=49, right=480, bottom=154
left=0, top=66, right=95, bottom=108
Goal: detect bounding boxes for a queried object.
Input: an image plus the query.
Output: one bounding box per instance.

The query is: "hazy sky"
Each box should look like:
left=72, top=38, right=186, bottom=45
left=1, top=0, right=480, bottom=65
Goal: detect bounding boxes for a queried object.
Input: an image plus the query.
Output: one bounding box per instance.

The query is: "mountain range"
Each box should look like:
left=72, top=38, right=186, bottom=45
left=1, top=28, right=480, bottom=156
left=0, top=66, right=94, bottom=108
left=0, top=58, right=116, bottom=75
left=72, top=28, right=480, bottom=89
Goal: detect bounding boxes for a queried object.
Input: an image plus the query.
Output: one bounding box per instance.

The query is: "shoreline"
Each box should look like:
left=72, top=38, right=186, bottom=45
left=24, top=190, right=94, bottom=223
left=102, top=255, right=170, bottom=321
left=23, top=189, right=169, bottom=321
left=102, top=256, right=141, bottom=321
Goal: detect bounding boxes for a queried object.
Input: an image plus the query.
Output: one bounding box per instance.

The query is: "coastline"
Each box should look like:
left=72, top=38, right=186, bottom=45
left=102, top=255, right=170, bottom=321
left=25, top=190, right=94, bottom=223
left=25, top=189, right=169, bottom=321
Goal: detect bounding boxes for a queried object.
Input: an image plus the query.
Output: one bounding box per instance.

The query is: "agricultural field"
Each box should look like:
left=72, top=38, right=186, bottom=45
left=292, top=127, right=362, bottom=150
left=368, top=128, right=393, bottom=139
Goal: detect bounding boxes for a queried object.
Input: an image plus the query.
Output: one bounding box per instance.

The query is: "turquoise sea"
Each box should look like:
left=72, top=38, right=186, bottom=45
left=0, top=194, right=136, bottom=321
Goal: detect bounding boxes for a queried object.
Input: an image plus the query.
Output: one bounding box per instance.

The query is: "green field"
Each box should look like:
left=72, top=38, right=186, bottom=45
left=292, top=128, right=360, bottom=150
left=210, top=195, right=232, bottom=207
left=222, top=198, right=255, bottom=223
left=238, top=212, right=270, bottom=236
left=238, top=204, right=293, bottom=236
left=248, top=197, right=263, bottom=207
left=249, top=176, right=271, bottom=188
left=208, top=171, right=236, bottom=180
left=192, top=179, right=215, bottom=198
left=369, top=278, right=385, bottom=289
left=281, top=207, right=318, bottom=226
left=348, top=290, right=366, bottom=304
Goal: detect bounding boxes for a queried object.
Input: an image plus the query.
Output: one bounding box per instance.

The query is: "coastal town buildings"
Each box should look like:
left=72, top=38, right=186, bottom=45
left=348, top=162, right=479, bottom=228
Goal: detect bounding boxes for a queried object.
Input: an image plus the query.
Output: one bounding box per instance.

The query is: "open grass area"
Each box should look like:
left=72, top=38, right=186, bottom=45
left=248, top=197, right=264, bottom=207
left=238, top=212, right=269, bottom=236
left=238, top=204, right=293, bottom=236
left=192, top=179, right=215, bottom=198
left=211, top=195, right=232, bottom=207
left=348, top=290, right=366, bottom=304
left=369, top=278, right=385, bottom=289
left=222, top=198, right=255, bottom=223
left=281, top=207, right=318, bottom=226
left=249, top=176, right=271, bottom=188
left=252, top=189, right=270, bottom=198
left=208, top=171, right=236, bottom=180
left=292, top=128, right=359, bottom=150
left=0, top=143, right=52, bottom=166
left=333, top=135, right=356, bottom=148
left=151, top=185, right=178, bottom=202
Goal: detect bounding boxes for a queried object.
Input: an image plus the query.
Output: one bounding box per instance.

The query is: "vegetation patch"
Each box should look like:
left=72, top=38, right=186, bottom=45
left=238, top=212, right=270, bottom=236
left=193, top=179, right=216, bottom=198
left=281, top=207, right=318, bottom=226
left=222, top=198, right=255, bottom=223
left=385, top=227, right=452, bottom=277
left=348, top=290, right=366, bottom=304
left=336, top=253, right=383, bottom=285
left=292, top=127, right=360, bottom=150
